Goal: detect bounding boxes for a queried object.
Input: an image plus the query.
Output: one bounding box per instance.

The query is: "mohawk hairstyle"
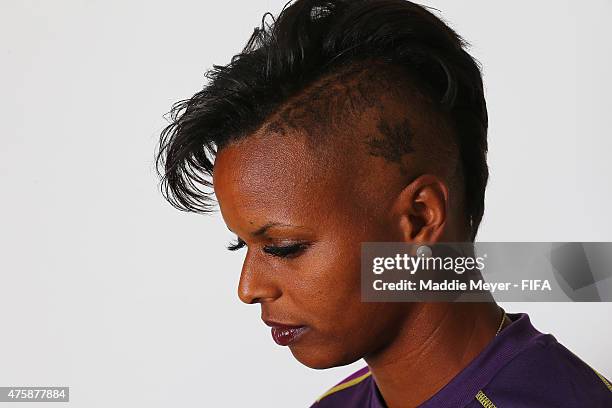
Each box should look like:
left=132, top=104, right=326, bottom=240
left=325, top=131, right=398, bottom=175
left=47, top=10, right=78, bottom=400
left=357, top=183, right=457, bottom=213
left=156, top=0, right=489, bottom=240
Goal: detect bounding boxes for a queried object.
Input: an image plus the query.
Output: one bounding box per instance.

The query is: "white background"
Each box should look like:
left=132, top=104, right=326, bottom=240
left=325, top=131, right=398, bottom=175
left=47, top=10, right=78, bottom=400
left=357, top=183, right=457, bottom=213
left=1, top=1, right=611, bottom=407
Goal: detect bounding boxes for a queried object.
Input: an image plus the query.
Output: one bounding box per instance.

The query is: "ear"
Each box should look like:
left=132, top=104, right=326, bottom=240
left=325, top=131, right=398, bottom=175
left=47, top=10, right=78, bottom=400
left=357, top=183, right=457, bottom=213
left=390, top=174, right=449, bottom=243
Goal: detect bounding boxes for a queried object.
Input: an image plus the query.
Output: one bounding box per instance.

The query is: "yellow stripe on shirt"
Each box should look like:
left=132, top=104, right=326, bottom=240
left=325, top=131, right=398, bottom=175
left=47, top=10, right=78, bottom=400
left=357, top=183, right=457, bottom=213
left=317, top=371, right=373, bottom=402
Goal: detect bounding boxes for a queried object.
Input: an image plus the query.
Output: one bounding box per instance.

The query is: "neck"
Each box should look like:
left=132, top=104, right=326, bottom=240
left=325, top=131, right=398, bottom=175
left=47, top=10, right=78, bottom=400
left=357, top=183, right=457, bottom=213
left=364, top=302, right=505, bottom=408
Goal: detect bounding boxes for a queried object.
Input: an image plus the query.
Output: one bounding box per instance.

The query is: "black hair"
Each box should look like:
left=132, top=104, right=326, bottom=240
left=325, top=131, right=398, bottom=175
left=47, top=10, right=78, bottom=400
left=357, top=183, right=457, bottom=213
left=156, top=0, right=488, bottom=240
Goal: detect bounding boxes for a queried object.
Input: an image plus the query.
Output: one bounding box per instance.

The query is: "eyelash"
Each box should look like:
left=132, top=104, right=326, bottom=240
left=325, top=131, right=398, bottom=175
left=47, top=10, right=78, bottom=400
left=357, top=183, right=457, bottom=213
left=226, top=237, right=246, bottom=251
left=226, top=237, right=310, bottom=258
left=263, top=243, right=310, bottom=258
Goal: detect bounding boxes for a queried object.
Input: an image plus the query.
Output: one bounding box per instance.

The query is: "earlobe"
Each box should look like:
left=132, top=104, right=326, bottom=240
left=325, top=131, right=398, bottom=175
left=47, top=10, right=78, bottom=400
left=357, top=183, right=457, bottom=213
left=391, top=174, right=448, bottom=243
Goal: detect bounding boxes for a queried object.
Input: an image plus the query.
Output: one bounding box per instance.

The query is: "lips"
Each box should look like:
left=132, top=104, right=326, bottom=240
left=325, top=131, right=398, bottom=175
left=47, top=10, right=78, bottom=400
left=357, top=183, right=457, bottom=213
left=263, top=320, right=308, bottom=346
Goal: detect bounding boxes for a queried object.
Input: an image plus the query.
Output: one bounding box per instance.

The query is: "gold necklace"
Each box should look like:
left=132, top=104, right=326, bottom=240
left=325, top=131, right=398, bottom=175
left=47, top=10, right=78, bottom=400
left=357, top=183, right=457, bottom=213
left=495, top=308, right=507, bottom=336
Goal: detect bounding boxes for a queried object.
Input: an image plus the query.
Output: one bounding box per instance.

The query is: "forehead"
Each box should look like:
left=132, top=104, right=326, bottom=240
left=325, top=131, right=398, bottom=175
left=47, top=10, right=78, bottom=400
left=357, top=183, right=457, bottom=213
left=212, top=129, right=348, bottom=226
left=211, top=114, right=407, bottom=234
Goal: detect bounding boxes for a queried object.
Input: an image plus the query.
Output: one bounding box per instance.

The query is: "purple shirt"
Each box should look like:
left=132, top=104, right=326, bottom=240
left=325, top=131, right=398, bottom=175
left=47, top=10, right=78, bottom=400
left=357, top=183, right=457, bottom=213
left=310, top=313, right=612, bottom=407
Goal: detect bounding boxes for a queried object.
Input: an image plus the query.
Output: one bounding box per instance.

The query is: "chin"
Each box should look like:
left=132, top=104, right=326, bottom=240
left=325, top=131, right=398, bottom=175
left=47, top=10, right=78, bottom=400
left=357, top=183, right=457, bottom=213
left=289, top=343, right=362, bottom=369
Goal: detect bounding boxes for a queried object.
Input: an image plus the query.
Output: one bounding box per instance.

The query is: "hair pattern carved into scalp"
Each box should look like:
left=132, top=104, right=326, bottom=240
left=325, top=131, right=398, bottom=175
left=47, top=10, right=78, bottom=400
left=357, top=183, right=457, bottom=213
left=156, top=0, right=489, bottom=240
left=261, top=61, right=413, bottom=147
left=366, top=118, right=416, bottom=167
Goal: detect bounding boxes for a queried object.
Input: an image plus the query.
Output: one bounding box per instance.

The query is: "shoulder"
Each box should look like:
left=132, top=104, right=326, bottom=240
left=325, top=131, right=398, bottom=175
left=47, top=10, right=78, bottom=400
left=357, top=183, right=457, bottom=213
left=479, top=333, right=612, bottom=407
left=310, top=366, right=373, bottom=407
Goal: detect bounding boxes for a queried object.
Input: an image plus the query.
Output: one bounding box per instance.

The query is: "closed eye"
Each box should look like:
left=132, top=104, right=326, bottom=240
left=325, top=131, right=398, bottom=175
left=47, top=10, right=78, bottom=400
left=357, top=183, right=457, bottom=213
left=263, top=243, right=310, bottom=258
left=226, top=237, right=246, bottom=251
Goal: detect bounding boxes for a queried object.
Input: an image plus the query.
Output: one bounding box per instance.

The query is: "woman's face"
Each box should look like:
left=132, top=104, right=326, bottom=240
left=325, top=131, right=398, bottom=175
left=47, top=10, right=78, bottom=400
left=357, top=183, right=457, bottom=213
left=212, top=125, right=412, bottom=369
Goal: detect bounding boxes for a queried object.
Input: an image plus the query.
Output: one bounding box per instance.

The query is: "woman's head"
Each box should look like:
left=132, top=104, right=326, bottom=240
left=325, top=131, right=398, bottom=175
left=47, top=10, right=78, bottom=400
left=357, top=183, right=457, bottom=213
left=156, top=0, right=488, bottom=368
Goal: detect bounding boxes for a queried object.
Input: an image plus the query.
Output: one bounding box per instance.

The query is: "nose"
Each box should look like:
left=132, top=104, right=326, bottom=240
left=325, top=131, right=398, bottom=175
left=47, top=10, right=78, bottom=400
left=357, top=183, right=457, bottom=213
left=237, top=250, right=282, bottom=304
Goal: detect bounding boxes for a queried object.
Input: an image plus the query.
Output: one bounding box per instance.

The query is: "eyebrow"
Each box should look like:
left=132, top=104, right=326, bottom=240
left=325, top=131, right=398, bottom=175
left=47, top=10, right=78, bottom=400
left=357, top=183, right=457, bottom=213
left=228, top=222, right=312, bottom=238
left=252, top=222, right=293, bottom=237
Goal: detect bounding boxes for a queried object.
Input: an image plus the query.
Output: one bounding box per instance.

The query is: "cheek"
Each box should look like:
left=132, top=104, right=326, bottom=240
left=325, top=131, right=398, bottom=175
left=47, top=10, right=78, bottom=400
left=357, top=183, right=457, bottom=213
left=284, top=232, right=405, bottom=366
left=288, top=219, right=393, bottom=327
left=288, top=237, right=363, bottom=321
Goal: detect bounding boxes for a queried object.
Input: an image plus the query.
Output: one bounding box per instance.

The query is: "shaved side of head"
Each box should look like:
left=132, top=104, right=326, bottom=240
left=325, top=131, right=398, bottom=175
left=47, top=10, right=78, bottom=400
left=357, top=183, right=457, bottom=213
left=249, top=61, right=466, bottom=226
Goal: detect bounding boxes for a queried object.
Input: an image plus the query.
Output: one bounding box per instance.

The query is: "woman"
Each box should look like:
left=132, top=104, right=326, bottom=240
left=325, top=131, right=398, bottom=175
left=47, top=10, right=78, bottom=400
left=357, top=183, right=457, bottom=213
left=156, top=0, right=612, bottom=406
